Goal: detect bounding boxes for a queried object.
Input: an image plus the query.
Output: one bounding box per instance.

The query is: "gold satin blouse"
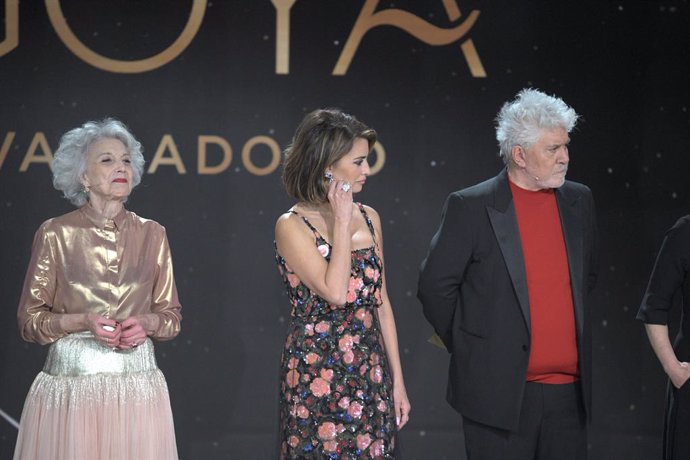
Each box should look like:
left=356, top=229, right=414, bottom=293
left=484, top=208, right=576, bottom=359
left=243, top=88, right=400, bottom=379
left=17, top=205, right=182, bottom=345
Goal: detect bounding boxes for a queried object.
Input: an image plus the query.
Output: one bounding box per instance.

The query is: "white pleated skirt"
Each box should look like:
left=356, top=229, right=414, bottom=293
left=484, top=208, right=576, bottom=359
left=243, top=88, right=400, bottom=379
left=14, top=332, right=178, bottom=460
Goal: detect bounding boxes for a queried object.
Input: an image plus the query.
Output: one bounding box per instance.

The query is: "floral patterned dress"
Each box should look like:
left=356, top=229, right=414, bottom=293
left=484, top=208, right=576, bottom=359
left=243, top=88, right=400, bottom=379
left=276, top=204, right=396, bottom=459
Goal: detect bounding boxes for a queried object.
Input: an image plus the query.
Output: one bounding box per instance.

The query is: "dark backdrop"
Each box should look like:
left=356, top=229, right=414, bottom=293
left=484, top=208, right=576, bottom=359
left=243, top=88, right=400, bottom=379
left=1, top=1, right=689, bottom=459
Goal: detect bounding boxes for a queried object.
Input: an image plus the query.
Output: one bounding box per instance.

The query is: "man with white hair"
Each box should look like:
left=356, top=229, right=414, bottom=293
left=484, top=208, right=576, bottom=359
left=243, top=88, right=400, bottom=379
left=418, top=89, right=598, bottom=459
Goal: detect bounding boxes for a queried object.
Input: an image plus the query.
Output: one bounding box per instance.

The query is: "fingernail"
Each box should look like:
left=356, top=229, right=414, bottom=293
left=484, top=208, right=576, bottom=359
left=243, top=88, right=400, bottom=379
left=396, top=417, right=400, bottom=426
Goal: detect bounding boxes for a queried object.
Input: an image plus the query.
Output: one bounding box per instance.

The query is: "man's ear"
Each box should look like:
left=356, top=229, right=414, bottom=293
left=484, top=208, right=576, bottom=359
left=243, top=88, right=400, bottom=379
left=511, top=145, right=526, bottom=168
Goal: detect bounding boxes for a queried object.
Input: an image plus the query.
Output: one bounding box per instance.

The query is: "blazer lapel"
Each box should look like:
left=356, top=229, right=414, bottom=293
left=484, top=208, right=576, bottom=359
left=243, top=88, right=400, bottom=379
left=486, top=170, right=531, bottom=333
left=556, top=185, right=585, bottom=337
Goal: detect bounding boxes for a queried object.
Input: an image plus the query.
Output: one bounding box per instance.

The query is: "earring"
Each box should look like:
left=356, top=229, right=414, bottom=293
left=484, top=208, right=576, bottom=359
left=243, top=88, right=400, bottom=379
left=324, top=171, right=334, bottom=182
left=81, top=184, right=90, bottom=196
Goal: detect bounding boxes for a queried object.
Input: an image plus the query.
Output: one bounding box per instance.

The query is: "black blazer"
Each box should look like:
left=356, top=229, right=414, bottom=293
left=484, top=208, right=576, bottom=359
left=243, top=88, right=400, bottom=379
left=418, top=169, right=598, bottom=431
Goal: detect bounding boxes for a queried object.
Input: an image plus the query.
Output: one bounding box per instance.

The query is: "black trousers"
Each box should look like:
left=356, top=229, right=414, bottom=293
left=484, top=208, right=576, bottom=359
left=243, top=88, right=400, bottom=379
left=664, top=380, right=690, bottom=460
left=462, top=382, right=587, bottom=460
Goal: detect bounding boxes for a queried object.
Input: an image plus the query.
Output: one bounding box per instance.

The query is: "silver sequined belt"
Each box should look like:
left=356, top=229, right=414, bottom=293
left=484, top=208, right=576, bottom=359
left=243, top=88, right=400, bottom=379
left=43, top=331, right=158, bottom=376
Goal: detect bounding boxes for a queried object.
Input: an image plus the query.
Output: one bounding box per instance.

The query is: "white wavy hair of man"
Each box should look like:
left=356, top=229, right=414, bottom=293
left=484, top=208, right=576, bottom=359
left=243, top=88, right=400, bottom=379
left=495, top=88, right=579, bottom=165
left=52, top=118, right=145, bottom=207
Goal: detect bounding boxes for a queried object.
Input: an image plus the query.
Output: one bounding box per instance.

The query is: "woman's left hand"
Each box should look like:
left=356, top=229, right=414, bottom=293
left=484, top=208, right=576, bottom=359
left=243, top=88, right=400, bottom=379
left=393, top=382, right=411, bottom=430
left=117, top=316, right=147, bottom=349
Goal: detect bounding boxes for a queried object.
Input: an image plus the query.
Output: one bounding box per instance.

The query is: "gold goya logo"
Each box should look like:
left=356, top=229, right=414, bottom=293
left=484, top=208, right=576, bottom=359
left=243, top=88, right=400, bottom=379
left=1, top=0, right=484, bottom=77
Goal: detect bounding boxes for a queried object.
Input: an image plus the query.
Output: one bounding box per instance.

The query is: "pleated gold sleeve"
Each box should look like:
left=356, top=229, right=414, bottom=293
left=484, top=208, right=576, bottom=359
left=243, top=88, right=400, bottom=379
left=17, top=205, right=182, bottom=345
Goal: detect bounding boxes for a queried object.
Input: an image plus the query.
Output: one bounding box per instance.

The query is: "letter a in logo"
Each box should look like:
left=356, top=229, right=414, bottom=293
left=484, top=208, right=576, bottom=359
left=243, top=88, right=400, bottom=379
left=334, top=0, right=486, bottom=77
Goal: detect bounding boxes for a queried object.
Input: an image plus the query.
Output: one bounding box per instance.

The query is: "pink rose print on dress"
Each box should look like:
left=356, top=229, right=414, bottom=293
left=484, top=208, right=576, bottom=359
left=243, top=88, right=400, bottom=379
left=363, top=311, right=373, bottom=329
left=363, top=265, right=380, bottom=282
left=339, top=334, right=354, bottom=352
left=348, top=401, right=364, bottom=419
left=304, top=323, right=314, bottom=336
left=343, top=350, right=355, bottom=364
left=310, top=377, right=331, bottom=397
left=318, top=422, right=337, bottom=440
left=305, top=352, right=320, bottom=365
left=286, top=370, right=300, bottom=388
left=323, top=440, right=338, bottom=452
left=369, top=439, right=385, bottom=457
left=320, top=368, right=334, bottom=381
left=287, top=273, right=300, bottom=288
left=315, top=422, right=343, bottom=453
left=355, top=308, right=374, bottom=328
left=357, top=433, right=373, bottom=451
left=338, top=396, right=351, bottom=409
left=364, top=267, right=375, bottom=279
left=370, top=365, right=383, bottom=384
left=297, top=405, right=309, bottom=419
left=377, top=400, right=388, bottom=412
left=286, top=357, right=301, bottom=388
left=346, top=277, right=364, bottom=303
left=288, top=435, right=299, bottom=447
left=315, top=321, right=330, bottom=333
left=317, top=244, right=330, bottom=257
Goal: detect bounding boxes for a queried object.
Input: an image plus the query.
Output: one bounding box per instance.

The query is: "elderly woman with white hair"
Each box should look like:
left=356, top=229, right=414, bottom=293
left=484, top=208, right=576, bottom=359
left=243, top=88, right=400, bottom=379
left=13, top=118, right=181, bottom=460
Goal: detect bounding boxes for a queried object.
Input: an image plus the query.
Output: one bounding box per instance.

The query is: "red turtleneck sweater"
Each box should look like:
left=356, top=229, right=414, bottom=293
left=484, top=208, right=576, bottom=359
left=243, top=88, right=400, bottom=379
left=510, top=179, right=579, bottom=384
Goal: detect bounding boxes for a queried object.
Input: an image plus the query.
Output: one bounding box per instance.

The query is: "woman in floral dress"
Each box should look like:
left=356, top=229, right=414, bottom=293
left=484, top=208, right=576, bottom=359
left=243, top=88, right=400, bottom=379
left=275, top=108, right=410, bottom=459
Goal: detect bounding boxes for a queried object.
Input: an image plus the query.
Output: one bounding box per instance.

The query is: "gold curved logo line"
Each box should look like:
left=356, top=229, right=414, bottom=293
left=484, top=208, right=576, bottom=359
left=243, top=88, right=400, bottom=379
left=369, top=142, right=385, bottom=176
left=334, top=0, right=482, bottom=76
left=0, top=0, right=19, bottom=56
left=45, top=0, right=207, bottom=73
left=368, top=9, right=480, bottom=46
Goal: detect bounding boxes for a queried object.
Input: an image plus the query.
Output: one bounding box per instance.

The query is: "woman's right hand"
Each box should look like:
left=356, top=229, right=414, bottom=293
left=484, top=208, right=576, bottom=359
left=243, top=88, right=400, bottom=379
left=667, top=361, right=690, bottom=389
left=327, top=178, right=353, bottom=224
left=86, top=313, right=121, bottom=347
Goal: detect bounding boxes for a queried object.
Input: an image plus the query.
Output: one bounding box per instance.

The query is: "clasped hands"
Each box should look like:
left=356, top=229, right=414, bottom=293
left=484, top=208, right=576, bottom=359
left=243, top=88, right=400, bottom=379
left=89, top=314, right=146, bottom=350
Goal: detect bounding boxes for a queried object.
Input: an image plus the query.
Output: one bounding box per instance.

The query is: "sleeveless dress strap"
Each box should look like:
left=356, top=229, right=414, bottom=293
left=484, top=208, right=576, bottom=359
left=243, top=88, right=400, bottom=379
left=356, top=203, right=378, bottom=249
left=289, top=210, right=326, bottom=243
left=291, top=206, right=377, bottom=249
